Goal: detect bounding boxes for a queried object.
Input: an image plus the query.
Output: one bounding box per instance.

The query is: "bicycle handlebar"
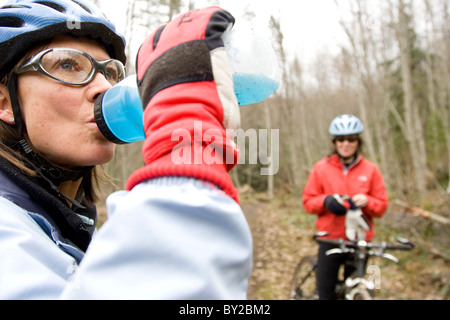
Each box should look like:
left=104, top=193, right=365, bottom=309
left=313, top=232, right=414, bottom=263
left=313, top=232, right=415, bottom=251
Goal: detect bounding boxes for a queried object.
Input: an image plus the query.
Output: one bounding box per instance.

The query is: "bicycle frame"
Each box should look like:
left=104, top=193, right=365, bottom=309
left=328, top=241, right=375, bottom=299
left=320, top=232, right=414, bottom=299
left=344, top=278, right=374, bottom=300
left=289, top=232, right=414, bottom=300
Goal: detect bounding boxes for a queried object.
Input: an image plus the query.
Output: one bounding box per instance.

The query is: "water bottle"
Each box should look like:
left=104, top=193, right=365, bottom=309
left=223, top=19, right=280, bottom=106
left=95, top=20, right=280, bottom=144
left=94, top=75, right=145, bottom=144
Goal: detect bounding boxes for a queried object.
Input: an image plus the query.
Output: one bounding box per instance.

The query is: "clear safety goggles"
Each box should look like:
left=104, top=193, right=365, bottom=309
left=15, top=47, right=125, bottom=86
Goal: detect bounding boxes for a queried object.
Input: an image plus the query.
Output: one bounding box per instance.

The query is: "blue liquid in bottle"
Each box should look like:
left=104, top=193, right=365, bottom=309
left=223, top=20, right=280, bottom=106
left=233, top=73, right=280, bottom=106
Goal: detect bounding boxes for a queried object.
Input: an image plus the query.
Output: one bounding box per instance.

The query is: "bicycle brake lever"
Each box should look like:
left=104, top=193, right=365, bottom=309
left=382, top=253, right=399, bottom=263
left=326, top=248, right=343, bottom=255
left=396, top=237, right=415, bottom=248
left=313, top=231, right=330, bottom=239
left=326, top=248, right=354, bottom=256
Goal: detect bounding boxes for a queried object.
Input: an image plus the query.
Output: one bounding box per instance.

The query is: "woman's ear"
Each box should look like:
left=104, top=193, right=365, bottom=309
left=0, top=84, right=14, bottom=125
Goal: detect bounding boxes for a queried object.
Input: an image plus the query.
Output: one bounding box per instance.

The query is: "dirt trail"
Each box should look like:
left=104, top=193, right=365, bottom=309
left=241, top=198, right=314, bottom=300
left=241, top=197, right=449, bottom=300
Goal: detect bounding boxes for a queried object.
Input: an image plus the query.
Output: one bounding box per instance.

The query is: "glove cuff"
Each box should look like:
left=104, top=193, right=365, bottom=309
left=126, top=82, right=239, bottom=203
left=126, top=146, right=239, bottom=203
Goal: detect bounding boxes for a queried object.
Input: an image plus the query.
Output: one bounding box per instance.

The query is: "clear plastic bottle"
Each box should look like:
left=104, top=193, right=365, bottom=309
left=95, top=20, right=280, bottom=144
left=223, top=19, right=280, bottom=106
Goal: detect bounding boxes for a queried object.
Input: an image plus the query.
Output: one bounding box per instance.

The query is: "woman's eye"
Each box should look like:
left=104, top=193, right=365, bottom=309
left=105, top=69, right=117, bottom=80
left=58, top=60, right=81, bottom=72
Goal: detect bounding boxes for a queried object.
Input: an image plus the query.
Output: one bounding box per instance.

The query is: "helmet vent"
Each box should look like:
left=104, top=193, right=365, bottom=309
left=0, top=16, right=25, bottom=28
left=1, top=4, right=29, bottom=9
left=71, top=0, right=92, bottom=14
left=33, top=1, right=66, bottom=13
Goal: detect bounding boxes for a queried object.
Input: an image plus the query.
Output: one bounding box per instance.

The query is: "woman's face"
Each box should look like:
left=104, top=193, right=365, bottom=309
left=17, top=35, right=116, bottom=169
left=335, top=135, right=359, bottom=159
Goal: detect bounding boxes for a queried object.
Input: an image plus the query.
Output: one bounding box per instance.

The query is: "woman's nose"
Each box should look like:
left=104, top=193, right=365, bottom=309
left=87, top=72, right=112, bottom=102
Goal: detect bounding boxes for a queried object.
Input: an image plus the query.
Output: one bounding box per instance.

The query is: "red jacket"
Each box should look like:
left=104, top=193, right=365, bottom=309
left=302, top=154, right=388, bottom=241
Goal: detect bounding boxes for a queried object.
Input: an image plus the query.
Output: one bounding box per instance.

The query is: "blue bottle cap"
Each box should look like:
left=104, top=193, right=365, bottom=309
left=94, top=76, right=145, bottom=144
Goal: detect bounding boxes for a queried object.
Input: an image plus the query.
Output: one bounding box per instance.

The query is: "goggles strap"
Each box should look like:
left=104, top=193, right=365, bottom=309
left=18, top=138, right=93, bottom=186
left=7, top=74, right=23, bottom=137
left=3, top=75, right=94, bottom=189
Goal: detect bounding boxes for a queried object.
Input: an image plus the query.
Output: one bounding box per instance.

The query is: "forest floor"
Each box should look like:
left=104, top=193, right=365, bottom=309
left=97, top=189, right=449, bottom=300
left=240, top=192, right=450, bottom=300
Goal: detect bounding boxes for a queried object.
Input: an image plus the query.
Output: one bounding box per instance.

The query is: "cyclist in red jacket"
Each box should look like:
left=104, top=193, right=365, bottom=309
left=302, top=114, right=388, bottom=300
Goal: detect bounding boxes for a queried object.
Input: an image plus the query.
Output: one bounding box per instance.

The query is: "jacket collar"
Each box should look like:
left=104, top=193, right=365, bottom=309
left=328, top=153, right=363, bottom=171
left=0, top=158, right=96, bottom=252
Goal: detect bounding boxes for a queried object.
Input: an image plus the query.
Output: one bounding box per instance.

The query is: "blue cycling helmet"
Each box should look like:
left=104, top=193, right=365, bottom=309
left=0, top=0, right=126, bottom=77
left=0, top=0, right=126, bottom=137
left=329, top=114, right=364, bottom=136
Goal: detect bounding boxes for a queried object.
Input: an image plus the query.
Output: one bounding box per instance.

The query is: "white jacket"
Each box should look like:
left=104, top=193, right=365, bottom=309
left=0, top=177, right=253, bottom=300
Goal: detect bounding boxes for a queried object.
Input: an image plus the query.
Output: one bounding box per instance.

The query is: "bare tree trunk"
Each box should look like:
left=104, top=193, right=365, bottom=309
left=394, top=0, right=427, bottom=195
left=424, top=0, right=450, bottom=193
left=291, top=58, right=313, bottom=171
left=335, top=0, right=383, bottom=170
left=264, top=100, right=274, bottom=199
left=377, top=3, right=409, bottom=194
left=124, top=0, right=137, bottom=72
left=168, top=0, right=182, bottom=22
left=230, top=167, right=241, bottom=190
left=270, top=16, right=301, bottom=191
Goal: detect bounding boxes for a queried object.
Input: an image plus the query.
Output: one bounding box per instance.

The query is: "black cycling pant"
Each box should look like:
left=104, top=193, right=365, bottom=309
left=316, top=242, right=366, bottom=300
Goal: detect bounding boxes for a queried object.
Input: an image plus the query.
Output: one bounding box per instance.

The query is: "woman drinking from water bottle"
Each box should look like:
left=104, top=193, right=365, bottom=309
left=0, top=0, right=252, bottom=299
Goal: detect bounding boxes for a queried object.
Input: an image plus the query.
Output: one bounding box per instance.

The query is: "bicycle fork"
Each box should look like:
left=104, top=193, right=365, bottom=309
left=327, top=241, right=374, bottom=300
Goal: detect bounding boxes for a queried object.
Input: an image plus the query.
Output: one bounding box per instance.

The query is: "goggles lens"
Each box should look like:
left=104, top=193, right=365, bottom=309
left=335, top=136, right=358, bottom=143
left=17, top=48, right=125, bottom=86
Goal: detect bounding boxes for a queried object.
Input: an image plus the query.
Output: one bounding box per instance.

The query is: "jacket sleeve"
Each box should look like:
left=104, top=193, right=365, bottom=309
left=61, top=177, right=253, bottom=300
left=364, top=166, right=388, bottom=218
left=302, top=164, right=327, bottom=215
left=0, top=197, right=78, bottom=300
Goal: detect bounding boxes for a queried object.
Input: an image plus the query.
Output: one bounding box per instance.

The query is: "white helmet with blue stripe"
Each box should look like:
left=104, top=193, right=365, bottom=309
left=329, top=114, right=364, bottom=136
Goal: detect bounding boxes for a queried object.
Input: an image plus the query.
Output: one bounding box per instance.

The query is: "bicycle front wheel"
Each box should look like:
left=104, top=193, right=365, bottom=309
left=289, top=256, right=318, bottom=300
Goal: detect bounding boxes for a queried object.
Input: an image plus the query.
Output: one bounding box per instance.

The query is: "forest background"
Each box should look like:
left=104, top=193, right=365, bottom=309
left=87, top=0, right=448, bottom=299
left=89, top=0, right=449, bottom=299
left=89, top=0, right=450, bottom=205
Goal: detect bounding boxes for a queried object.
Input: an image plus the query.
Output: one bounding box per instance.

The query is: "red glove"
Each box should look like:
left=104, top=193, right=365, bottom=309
left=126, top=7, right=241, bottom=203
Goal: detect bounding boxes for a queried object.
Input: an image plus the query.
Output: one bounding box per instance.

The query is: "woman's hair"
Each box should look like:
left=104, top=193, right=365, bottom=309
left=0, top=39, right=110, bottom=204
left=0, top=117, right=109, bottom=204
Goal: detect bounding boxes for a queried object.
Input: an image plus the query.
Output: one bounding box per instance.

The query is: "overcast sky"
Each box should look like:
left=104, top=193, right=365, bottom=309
left=214, top=0, right=347, bottom=62
left=0, top=0, right=347, bottom=65
left=100, top=0, right=348, bottom=64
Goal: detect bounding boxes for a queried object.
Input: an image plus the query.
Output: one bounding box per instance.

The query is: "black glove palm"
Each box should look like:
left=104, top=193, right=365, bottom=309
left=324, top=195, right=347, bottom=216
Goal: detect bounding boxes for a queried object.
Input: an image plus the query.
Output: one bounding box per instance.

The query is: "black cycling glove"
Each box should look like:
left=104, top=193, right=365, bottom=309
left=324, top=195, right=347, bottom=216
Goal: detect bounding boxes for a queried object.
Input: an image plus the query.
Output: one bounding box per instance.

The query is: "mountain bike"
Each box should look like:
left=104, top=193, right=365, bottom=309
left=289, top=231, right=414, bottom=300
